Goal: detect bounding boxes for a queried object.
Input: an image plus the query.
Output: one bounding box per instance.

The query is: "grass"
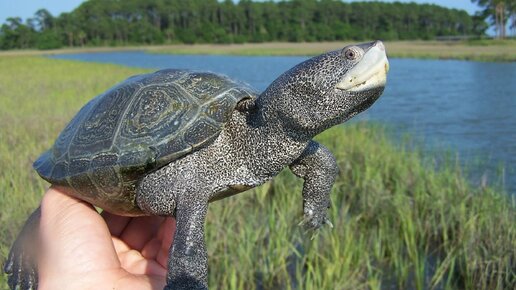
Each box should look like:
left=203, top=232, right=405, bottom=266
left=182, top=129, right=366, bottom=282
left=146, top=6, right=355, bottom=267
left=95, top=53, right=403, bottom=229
left=1, top=40, right=515, bottom=62
left=0, top=56, right=515, bottom=290
left=149, top=40, right=516, bottom=62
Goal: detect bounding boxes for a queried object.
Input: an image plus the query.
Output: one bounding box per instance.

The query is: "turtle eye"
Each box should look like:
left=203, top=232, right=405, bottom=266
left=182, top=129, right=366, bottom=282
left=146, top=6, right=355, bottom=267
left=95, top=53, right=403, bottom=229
left=344, top=47, right=360, bottom=60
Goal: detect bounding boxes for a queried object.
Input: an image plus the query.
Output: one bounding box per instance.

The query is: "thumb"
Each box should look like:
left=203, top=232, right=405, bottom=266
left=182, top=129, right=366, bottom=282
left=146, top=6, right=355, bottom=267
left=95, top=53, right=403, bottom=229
left=39, top=187, right=121, bottom=277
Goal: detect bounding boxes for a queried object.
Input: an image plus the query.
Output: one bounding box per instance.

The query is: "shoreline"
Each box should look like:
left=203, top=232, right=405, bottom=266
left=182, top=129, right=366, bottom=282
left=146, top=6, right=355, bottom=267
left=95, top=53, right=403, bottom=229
left=1, top=40, right=515, bottom=62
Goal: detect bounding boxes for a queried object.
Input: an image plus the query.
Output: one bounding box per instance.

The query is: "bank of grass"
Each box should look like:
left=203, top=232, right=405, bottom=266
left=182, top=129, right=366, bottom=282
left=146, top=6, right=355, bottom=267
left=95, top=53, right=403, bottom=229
left=148, top=40, right=516, bottom=62
left=1, top=40, right=515, bottom=62
left=0, top=56, right=514, bottom=290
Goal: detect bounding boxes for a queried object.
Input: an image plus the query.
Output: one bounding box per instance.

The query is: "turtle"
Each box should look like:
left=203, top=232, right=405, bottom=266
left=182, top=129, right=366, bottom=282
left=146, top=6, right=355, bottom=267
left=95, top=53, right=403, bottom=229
left=5, top=40, right=389, bottom=290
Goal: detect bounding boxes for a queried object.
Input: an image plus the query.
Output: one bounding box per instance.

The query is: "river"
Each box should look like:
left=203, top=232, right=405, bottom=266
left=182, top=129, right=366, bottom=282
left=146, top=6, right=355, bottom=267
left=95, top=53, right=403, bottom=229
left=49, top=51, right=516, bottom=195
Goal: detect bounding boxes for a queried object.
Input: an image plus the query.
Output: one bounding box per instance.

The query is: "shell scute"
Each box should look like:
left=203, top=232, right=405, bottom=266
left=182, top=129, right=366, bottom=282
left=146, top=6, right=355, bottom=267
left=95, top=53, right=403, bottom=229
left=117, top=149, right=157, bottom=179
left=204, top=98, right=233, bottom=123
left=68, top=158, right=90, bottom=175
left=183, top=118, right=220, bottom=148
left=69, top=172, right=98, bottom=200
left=175, top=72, right=233, bottom=102
left=90, top=153, right=120, bottom=190
left=33, top=151, right=54, bottom=180
left=70, top=84, right=138, bottom=158
left=154, top=137, right=191, bottom=168
left=51, top=161, right=68, bottom=181
left=91, top=167, right=121, bottom=194
left=120, top=83, right=193, bottom=140
left=52, top=97, right=98, bottom=159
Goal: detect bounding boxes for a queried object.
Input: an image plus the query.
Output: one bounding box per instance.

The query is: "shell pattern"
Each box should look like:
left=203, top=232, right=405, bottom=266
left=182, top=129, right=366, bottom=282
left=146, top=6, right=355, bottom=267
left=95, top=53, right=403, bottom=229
left=34, top=69, right=256, bottom=215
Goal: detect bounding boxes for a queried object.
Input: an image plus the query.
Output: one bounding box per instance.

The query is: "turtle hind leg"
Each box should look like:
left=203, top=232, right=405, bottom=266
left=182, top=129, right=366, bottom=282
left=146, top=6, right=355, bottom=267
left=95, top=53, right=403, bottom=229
left=4, top=207, right=40, bottom=290
left=136, top=159, right=210, bottom=289
left=166, top=195, right=209, bottom=290
left=137, top=188, right=209, bottom=290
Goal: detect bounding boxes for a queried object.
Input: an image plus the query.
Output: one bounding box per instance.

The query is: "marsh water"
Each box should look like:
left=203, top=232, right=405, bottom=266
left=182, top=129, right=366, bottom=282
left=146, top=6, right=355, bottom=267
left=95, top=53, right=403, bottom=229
left=50, top=52, right=516, bottom=195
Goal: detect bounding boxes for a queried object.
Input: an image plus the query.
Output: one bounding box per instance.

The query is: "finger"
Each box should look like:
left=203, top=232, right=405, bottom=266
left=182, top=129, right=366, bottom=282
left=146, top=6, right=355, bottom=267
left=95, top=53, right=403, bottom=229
left=160, top=217, right=176, bottom=249
left=111, top=237, right=131, bottom=255
left=156, top=248, right=169, bottom=270
left=101, top=211, right=131, bottom=237
left=141, top=238, right=161, bottom=260
left=39, top=187, right=120, bottom=276
left=118, top=249, right=167, bottom=277
left=157, top=217, right=176, bottom=268
left=141, top=218, right=175, bottom=260
left=119, top=216, right=165, bottom=251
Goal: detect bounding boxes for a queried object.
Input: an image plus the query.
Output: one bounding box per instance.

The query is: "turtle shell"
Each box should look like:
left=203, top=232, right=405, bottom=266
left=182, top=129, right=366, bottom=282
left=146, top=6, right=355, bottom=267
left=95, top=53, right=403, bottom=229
left=34, top=69, right=257, bottom=215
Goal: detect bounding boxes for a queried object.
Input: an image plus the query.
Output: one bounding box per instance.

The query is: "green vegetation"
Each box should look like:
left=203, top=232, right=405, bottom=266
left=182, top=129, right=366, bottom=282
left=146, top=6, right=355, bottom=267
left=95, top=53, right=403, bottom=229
left=1, top=0, right=485, bottom=50
left=0, top=57, right=514, bottom=290
left=471, top=0, right=516, bottom=39
left=148, top=40, right=516, bottom=62
left=1, top=40, right=515, bottom=62
left=385, top=40, right=516, bottom=61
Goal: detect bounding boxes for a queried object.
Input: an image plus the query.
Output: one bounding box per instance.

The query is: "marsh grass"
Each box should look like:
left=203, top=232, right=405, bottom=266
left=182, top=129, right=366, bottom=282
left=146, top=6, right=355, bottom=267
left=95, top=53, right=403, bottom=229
left=0, top=57, right=514, bottom=290
left=147, top=41, right=516, bottom=62
left=1, top=40, right=515, bottom=62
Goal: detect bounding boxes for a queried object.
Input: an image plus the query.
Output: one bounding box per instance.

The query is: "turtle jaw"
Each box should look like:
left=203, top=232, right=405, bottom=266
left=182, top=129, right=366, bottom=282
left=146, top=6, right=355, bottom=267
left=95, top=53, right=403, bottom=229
left=336, top=40, right=389, bottom=92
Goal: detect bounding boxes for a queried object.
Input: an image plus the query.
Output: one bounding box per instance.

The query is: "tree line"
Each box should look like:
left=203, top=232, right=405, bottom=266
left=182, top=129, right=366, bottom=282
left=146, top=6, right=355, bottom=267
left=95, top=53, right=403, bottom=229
left=471, top=0, right=516, bottom=38
left=1, top=0, right=487, bottom=50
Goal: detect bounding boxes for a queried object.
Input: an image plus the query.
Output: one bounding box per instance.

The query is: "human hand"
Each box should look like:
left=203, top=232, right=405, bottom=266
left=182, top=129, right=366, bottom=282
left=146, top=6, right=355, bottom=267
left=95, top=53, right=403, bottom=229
left=38, top=187, right=175, bottom=290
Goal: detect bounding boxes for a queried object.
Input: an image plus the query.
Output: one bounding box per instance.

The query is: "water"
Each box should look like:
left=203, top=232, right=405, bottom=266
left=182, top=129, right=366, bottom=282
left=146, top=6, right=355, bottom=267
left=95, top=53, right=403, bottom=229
left=50, top=52, right=516, bottom=194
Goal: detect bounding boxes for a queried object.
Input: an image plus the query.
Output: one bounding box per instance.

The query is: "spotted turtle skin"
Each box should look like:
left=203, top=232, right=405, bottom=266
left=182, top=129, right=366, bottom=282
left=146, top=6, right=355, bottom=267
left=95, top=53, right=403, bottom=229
left=33, top=69, right=256, bottom=216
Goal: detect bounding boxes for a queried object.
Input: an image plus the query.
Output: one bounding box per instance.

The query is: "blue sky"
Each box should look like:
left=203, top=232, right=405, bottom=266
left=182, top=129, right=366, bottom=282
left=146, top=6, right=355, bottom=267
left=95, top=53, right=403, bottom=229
left=0, top=0, right=481, bottom=26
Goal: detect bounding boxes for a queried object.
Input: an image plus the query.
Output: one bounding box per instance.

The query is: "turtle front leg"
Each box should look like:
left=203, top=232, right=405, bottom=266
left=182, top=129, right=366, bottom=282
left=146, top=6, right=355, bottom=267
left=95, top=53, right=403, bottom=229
left=289, top=141, right=338, bottom=231
left=165, top=195, right=209, bottom=290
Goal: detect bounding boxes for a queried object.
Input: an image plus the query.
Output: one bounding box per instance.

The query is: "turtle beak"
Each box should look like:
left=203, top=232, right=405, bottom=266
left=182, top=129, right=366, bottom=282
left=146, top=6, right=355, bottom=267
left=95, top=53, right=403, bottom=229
left=336, top=40, right=389, bottom=92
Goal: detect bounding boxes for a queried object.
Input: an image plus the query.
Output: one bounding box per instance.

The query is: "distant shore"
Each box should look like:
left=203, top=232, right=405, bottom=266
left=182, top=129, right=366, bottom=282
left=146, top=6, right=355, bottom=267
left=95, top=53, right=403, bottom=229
left=1, top=40, right=515, bottom=62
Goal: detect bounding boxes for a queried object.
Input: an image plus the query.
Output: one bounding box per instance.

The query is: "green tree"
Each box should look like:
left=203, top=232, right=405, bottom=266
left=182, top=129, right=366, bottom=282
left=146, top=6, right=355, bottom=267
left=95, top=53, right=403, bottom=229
left=33, top=9, right=55, bottom=31
left=0, top=0, right=486, bottom=49
left=471, top=0, right=516, bottom=38
left=0, top=17, right=35, bottom=49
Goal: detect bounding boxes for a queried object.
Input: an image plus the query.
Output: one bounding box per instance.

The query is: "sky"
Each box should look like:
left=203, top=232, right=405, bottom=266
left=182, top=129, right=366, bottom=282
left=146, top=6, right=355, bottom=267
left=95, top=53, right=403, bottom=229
left=0, top=0, right=481, bottom=26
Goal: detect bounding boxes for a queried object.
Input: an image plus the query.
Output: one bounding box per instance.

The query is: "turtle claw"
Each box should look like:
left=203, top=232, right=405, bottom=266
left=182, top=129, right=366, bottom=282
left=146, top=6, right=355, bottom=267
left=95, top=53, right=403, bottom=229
left=6, top=252, right=20, bottom=290
left=298, top=213, right=333, bottom=239
left=4, top=251, right=14, bottom=274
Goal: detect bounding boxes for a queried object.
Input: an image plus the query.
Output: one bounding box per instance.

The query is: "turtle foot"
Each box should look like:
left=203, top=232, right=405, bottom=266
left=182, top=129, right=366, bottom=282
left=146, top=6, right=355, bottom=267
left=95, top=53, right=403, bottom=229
left=298, top=212, right=333, bottom=239
left=4, top=237, right=38, bottom=290
left=4, top=208, right=40, bottom=290
left=165, top=275, right=208, bottom=290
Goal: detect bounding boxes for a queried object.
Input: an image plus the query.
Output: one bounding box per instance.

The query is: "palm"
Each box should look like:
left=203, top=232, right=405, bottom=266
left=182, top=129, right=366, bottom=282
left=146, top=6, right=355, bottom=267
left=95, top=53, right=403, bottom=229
left=103, top=213, right=175, bottom=286
left=38, top=188, right=175, bottom=290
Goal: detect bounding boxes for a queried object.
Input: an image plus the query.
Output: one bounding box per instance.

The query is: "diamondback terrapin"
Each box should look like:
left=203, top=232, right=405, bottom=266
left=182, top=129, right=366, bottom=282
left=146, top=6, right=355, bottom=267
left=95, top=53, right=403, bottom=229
left=5, top=40, right=389, bottom=290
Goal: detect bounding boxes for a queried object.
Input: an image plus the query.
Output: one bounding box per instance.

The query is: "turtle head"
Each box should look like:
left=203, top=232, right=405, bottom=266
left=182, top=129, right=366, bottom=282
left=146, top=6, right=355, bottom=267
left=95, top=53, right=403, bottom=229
left=261, top=40, right=389, bottom=136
